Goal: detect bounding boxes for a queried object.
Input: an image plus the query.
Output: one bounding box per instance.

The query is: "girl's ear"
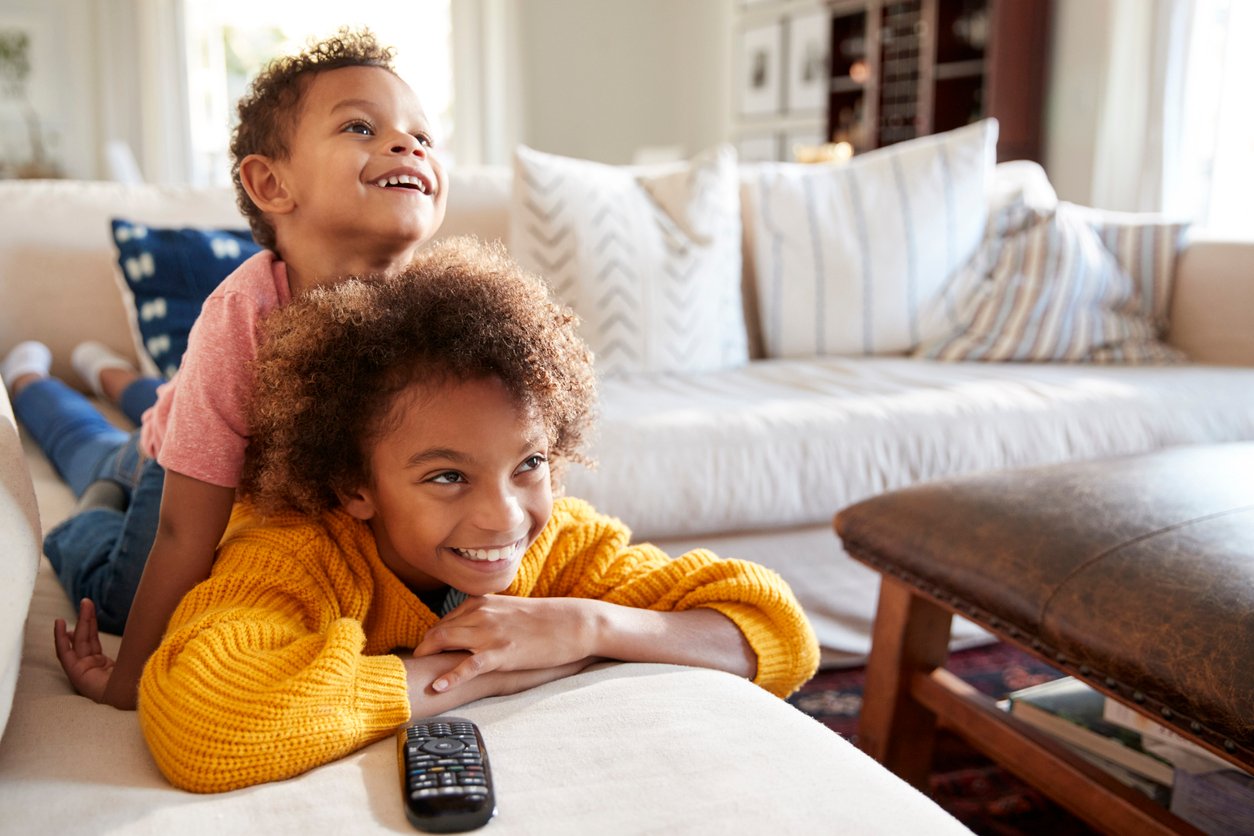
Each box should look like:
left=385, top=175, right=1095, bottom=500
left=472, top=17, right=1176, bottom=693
left=238, top=154, right=295, bottom=215
left=338, top=484, right=377, bottom=521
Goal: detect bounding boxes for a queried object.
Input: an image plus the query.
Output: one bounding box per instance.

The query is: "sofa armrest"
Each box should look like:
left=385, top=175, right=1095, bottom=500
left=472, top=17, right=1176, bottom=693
left=0, top=386, right=41, bottom=739
left=1168, top=237, right=1254, bottom=366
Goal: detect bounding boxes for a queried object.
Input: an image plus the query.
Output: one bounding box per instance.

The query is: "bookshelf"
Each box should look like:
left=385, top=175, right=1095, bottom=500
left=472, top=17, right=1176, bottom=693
left=826, top=0, right=1052, bottom=162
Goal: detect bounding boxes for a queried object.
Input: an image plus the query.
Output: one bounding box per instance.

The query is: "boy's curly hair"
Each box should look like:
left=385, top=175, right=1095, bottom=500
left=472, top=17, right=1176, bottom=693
left=230, top=27, right=396, bottom=251
left=242, top=236, right=598, bottom=517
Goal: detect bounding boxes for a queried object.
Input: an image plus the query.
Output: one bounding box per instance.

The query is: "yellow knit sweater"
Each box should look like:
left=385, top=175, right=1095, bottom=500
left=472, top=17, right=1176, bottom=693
left=138, top=496, right=818, bottom=793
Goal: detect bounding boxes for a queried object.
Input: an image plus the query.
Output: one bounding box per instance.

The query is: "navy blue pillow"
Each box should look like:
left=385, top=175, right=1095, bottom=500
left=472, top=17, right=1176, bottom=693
left=111, top=219, right=262, bottom=378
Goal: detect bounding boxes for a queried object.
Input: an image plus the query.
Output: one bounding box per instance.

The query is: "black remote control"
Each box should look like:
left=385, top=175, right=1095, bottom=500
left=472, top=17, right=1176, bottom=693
left=397, top=716, right=496, bottom=832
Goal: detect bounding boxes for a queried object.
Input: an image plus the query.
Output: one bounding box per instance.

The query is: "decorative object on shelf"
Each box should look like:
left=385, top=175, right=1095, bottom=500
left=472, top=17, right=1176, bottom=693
left=737, top=20, right=784, bottom=117
left=791, top=141, right=854, bottom=165
left=785, top=11, right=830, bottom=114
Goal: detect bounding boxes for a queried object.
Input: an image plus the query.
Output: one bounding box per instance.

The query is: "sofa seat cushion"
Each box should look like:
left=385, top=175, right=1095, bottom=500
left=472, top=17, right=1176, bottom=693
left=564, top=357, right=1254, bottom=540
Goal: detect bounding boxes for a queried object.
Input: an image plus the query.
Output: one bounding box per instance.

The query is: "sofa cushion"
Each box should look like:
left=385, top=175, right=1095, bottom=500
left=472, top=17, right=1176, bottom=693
left=745, top=119, right=997, bottom=359
left=111, top=220, right=261, bottom=378
left=563, top=357, right=1254, bottom=541
left=915, top=202, right=1188, bottom=363
left=509, top=145, right=748, bottom=377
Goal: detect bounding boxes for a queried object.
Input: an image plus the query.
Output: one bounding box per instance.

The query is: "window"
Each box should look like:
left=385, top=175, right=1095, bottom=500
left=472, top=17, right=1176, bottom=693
left=181, top=0, right=453, bottom=187
left=1177, top=0, right=1254, bottom=238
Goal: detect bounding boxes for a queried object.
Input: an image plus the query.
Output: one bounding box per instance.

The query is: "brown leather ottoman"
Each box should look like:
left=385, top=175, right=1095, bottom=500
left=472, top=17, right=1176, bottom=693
left=835, top=443, right=1254, bottom=835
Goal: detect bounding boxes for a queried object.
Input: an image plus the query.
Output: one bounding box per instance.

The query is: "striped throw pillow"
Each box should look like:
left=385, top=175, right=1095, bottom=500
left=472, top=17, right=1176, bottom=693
left=509, top=145, right=747, bottom=377
left=747, top=119, right=997, bottom=358
left=914, top=202, right=1188, bottom=363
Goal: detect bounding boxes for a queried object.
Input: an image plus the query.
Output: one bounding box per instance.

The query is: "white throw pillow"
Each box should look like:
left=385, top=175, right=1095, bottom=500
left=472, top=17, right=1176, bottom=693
left=914, top=201, right=1188, bottom=363
left=747, top=119, right=998, bottom=358
left=509, top=145, right=747, bottom=377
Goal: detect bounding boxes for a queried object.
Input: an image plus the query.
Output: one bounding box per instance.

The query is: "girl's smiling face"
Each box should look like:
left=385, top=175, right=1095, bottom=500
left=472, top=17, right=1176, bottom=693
left=340, top=374, right=553, bottom=596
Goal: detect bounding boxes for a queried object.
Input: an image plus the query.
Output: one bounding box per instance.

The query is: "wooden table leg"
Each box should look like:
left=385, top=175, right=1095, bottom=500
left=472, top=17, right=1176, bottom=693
left=858, top=574, right=954, bottom=789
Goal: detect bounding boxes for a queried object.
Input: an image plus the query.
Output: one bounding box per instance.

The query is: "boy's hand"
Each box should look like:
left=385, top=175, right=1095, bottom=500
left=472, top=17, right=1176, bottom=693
left=412, top=596, right=598, bottom=692
left=53, top=598, right=116, bottom=704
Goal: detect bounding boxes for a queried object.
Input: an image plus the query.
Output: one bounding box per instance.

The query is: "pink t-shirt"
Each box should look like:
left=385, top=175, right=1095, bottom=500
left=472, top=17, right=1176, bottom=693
left=139, top=250, right=290, bottom=488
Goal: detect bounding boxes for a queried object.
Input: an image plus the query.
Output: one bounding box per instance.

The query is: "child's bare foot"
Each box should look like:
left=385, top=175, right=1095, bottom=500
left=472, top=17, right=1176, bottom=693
left=1, top=340, right=52, bottom=396
left=72, top=341, right=139, bottom=403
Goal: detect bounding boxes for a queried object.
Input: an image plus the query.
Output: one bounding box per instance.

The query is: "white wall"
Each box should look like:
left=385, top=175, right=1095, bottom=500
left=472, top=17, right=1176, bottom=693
left=4, top=0, right=1114, bottom=183
left=511, top=0, right=1120, bottom=188
left=512, top=0, right=734, bottom=164
left=0, top=0, right=99, bottom=179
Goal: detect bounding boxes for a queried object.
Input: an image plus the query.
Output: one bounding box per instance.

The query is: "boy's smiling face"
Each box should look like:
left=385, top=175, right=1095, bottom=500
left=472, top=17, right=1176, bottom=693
left=341, top=375, right=554, bottom=596
left=270, top=64, right=448, bottom=272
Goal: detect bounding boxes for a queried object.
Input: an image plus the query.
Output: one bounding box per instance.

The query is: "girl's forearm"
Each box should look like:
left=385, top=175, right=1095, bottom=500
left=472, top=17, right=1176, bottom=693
left=404, top=652, right=592, bottom=717
left=588, top=604, right=757, bottom=681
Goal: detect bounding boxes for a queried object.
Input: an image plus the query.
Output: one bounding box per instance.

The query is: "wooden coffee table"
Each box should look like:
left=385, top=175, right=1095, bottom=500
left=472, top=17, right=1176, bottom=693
left=835, top=443, right=1254, bottom=835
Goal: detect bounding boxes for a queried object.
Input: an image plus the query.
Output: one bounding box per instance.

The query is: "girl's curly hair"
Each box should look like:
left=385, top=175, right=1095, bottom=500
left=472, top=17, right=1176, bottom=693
left=241, top=236, right=597, bottom=517
left=229, top=27, right=396, bottom=251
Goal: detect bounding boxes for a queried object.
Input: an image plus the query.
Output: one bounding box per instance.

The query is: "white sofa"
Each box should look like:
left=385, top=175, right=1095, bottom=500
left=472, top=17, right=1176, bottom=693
left=1, top=153, right=1253, bottom=831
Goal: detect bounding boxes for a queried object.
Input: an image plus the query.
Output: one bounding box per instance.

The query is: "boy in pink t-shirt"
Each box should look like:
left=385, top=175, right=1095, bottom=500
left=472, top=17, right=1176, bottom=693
left=7, top=28, right=447, bottom=709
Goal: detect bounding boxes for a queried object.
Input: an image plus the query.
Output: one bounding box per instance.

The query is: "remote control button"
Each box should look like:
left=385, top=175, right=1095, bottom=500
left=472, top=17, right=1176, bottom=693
left=420, top=737, right=466, bottom=755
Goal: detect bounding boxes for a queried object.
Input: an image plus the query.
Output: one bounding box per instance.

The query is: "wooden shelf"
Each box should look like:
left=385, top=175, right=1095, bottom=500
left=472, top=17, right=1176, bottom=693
left=825, top=0, right=1052, bottom=163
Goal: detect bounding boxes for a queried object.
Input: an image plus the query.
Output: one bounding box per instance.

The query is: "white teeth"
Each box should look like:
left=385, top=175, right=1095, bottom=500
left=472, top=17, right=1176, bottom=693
left=374, top=174, right=430, bottom=194
left=454, top=542, right=518, bottom=562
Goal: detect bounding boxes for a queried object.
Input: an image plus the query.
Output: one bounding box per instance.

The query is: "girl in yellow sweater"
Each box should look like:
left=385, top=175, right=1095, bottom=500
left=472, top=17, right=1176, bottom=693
left=137, top=237, right=819, bottom=793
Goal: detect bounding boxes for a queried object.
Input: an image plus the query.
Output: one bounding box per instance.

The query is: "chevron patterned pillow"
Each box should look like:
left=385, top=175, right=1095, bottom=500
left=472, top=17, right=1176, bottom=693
left=509, top=144, right=748, bottom=376
left=747, top=119, right=997, bottom=358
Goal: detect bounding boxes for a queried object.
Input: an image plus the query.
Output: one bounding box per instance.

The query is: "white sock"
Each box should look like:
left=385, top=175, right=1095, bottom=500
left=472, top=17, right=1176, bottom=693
left=2, top=341, right=53, bottom=391
left=72, top=341, right=136, bottom=398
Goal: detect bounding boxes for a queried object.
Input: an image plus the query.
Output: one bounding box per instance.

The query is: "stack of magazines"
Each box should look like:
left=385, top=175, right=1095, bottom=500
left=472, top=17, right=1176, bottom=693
left=1001, top=676, right=1252, bottom=835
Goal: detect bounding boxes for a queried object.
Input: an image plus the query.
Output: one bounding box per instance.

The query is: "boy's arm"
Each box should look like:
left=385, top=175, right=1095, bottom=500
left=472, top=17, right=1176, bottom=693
left=55, top=471, right=235, bottom=710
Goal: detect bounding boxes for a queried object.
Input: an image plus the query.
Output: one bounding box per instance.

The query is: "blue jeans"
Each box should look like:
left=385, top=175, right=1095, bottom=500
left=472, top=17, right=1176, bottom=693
left=14, top=376, right=164, bottom=633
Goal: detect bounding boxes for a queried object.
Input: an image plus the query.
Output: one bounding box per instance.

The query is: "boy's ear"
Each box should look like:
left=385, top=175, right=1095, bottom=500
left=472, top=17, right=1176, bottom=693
left=238, top=153, right=295, bottom=215
left=337, top=483, right=377, bottom=521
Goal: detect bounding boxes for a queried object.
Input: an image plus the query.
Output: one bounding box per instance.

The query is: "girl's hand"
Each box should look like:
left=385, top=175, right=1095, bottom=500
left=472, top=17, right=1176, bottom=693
left=412, top=596, right=600, bottom=692
left=53, top=598, right=116, bottom=704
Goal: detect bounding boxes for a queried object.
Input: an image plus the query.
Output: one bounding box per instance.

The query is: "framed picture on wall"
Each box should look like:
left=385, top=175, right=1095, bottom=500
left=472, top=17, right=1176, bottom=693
left=785, top=11, right=830, bottom=115
left=737, top=20, right=784, bottom=117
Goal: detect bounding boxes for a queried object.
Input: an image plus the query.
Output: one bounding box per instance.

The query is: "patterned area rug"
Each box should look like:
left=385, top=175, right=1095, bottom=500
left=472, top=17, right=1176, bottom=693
left=788, top=642, right=1100, bottom=835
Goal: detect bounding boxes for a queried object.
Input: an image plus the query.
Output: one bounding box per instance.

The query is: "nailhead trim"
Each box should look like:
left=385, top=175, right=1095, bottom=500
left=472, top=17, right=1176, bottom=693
left=847, top=541, right=1254, bottom=769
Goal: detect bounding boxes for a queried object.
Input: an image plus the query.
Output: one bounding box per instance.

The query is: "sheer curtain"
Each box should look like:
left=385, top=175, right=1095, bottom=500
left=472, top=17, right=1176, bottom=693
left=1173, top=0, right=1254, bottom=237
left=450, top=0, right=522, bottom=166
left=93, top=0, right=190, bottom=185
left=1089, top=0, right=1193, bottom=213
left=1088, top=0, right=1252, bottom=236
